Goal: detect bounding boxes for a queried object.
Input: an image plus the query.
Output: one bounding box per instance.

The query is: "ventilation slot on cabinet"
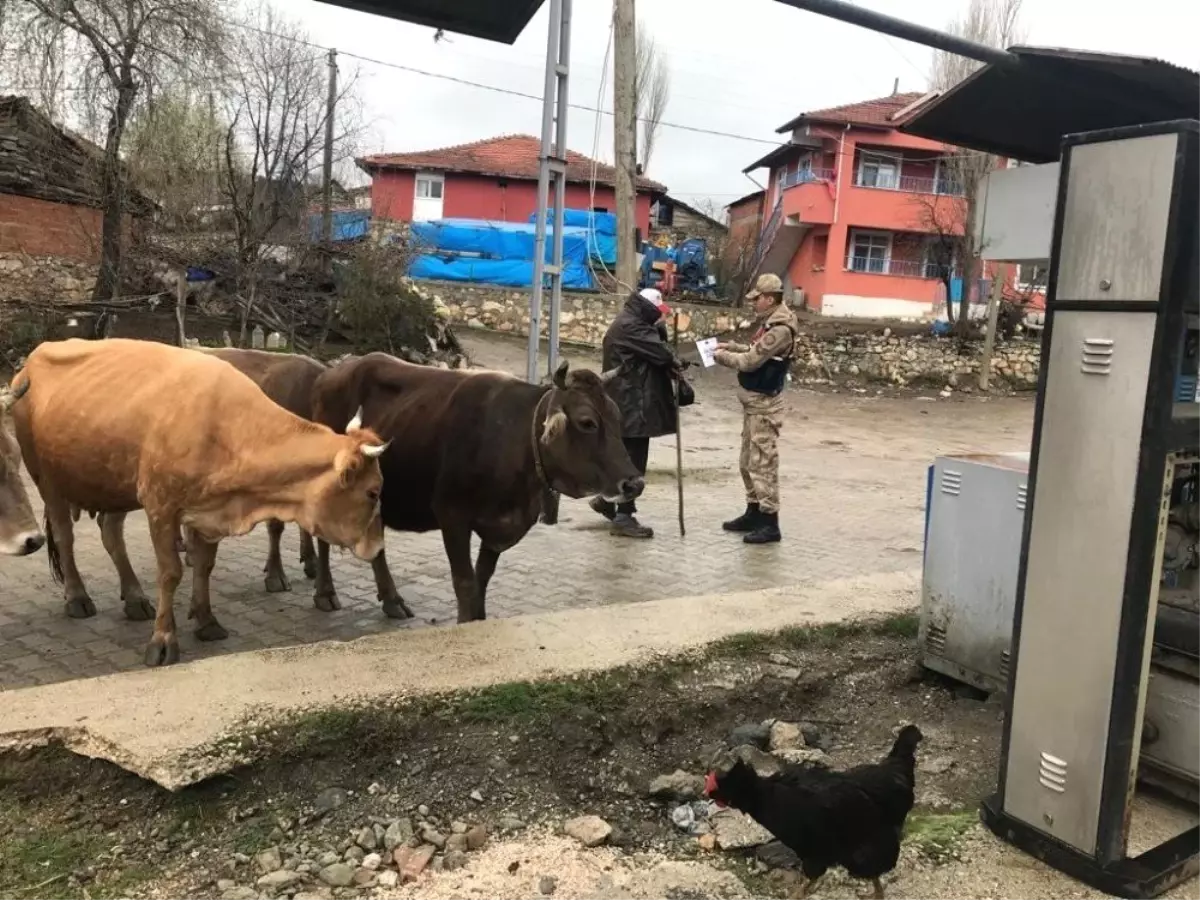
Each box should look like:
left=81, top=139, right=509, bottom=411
left=1038, top=751, right=1069, bottom=794
left=926, top=623, right=947, bottom=654
left=1016, top=484, right=1028, bottom=511
left=940, top=469, right=963, bottom=496
left=1081, top=338, right=1114, bottom=376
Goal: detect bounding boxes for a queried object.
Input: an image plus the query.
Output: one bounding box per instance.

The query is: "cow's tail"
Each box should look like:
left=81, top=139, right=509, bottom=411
left=44, top=513, right=64, bottom=585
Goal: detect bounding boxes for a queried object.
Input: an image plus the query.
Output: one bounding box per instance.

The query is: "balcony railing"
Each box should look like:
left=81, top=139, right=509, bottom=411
left=780, top=167, right=835, bottom=190
left=855, top=172, right=965, bottom=196
left=846, top=256, right=955, bottom=279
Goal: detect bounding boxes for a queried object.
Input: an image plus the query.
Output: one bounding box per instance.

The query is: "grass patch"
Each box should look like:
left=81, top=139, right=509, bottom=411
left=0, top=829, right=153, bottom=897
left=709, top=610, right=919, bottom=659
left=904, top=809, right=978, bottom=861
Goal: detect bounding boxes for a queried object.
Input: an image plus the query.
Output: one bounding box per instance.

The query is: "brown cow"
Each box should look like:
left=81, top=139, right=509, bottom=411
left=11, top=338, right=389, bottom=666
left=0, top=381, right=45, bottom=556
left=307, top=353, right=642, bottom=623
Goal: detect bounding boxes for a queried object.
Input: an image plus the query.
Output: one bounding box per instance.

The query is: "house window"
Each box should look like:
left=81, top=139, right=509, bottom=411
left=857, top=152, right=900, bottom=189
left=657, top=201, right=674, bottom=227
left=415, top=174, right=444, bottom=199
left=847, top=229, right=891, bottom=274
left=1015, top=263, right=1049, bottom=290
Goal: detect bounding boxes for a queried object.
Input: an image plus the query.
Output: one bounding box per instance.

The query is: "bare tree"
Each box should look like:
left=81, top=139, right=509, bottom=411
left=920, top=0, right=1025, bottom=331
left=219, top=2, right=363, bottom=345
left=5, top=0, right=226, bottom=301
left=125, top=87, right=225, bottom=230
left=634, top=29, right=669, bottom=172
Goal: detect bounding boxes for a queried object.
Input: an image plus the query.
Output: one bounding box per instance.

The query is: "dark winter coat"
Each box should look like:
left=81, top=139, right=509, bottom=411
left=601, top=294, right=679, bottom=439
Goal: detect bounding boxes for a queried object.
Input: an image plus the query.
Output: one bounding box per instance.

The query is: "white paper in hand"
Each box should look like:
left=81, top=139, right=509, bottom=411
left=695, top=337, right=718, bottom=368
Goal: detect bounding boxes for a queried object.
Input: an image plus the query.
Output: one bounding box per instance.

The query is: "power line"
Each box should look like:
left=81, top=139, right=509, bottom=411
left=222, top=16, right=781, bottom=148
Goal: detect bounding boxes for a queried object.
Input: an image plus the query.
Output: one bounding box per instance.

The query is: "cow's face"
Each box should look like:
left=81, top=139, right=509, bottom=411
left=305, top=410, right=387, bottom=561
left=0, top=391, right=44, bottom=557
left=538, top=361, right=644, bottom=502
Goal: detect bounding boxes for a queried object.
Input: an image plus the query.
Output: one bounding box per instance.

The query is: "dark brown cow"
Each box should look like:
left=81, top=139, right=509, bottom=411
left=308, top=353, right=642, bottom=623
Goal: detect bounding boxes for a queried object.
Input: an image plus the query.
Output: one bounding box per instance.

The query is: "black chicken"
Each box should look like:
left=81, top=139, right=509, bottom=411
left=705, top=724, right=923, bottom=899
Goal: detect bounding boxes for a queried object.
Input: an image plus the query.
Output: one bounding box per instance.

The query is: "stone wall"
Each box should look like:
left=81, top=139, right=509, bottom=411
left=0, top=252, right=97, bottom=302
left=792, top=328, right=1041, bottom=390
left=417, top=279, right=1041, bottom=390
left=424, top=279, right=751, bottom=347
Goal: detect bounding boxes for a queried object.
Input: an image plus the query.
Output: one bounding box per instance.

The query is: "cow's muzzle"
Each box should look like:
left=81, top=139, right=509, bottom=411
left=605, top=475, right=645, bottom=504
left=352, top=532, right=385, bottom=562
left=0, top=530, right=46, bottom=556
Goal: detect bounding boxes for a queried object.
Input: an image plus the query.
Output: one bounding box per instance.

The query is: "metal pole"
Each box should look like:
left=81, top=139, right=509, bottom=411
left=546, top=0, right=572, bottom=378
left=527, top=0, right=563, bottom=384
left=612, top=0, right=637, bottom=292
left=772, top=0, right=1015, bottom=66
left=673, top=311, right=685, bottom=537
left=321, top=48, right=338, bottom=273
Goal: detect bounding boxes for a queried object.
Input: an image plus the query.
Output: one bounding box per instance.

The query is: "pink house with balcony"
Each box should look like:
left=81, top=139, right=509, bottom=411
left=743, top=91, right=982, bottom=319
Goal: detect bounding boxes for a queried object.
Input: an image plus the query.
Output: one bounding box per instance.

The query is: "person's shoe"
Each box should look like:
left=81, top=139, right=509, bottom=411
left=722, top=503, right=761, bottom=532
left=589, top=496, right=616, bottom=521
left=744, top=511, right=781, bottom=544
left=611, top=514, right=654, bottom=539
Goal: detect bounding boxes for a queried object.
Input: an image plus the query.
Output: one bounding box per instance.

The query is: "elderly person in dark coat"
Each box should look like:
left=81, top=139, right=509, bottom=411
left=589, top=288, right=682, bottom=538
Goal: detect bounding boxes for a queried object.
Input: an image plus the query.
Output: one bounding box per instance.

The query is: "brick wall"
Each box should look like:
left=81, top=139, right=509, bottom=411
left=0, top=192, right=106, bottom=261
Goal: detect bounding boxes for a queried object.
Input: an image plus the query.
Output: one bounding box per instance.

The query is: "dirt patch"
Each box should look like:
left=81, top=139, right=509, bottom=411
left=0, top=614, right=1019, bottom=899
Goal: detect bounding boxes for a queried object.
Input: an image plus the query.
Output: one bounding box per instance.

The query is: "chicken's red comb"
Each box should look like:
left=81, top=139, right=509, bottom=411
left=703, top=771, right=718, bottom=796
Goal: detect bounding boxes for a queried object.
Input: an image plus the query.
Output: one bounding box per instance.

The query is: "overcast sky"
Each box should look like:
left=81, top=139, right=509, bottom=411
left=291, top=0, right=1199, bottom=209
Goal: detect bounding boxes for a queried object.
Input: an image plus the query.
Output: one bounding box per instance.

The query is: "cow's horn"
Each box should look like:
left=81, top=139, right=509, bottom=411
left=599, top=367, right=620, bottom=385
left=553, top=359, right=570, bottom=389
left=346, top=406, right=364, bottom=432
left=361, top=441, right=390, bottom=458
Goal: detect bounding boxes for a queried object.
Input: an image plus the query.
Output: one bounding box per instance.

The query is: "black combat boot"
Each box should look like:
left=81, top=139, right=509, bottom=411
left=611, top=513, right=654, bottom=538
left=744, top=511, right=781, bottom=544
left=722, top=503, right=761, bottom=533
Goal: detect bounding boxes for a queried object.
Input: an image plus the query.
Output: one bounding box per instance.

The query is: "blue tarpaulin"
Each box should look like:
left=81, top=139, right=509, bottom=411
left=409, top=254, right=594, bottom=289
left=410, top=219, right=591, bottom=265
left=528, top=208, right=617, bottom=235
left=308, top=209, right=370, bottom=243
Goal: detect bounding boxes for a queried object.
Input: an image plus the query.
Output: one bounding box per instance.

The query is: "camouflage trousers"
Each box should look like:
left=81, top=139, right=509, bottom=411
left=737, top=390, right=784, bottom=514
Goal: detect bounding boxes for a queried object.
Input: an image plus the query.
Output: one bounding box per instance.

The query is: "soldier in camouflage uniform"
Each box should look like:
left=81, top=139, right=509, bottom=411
left=713, top=273, right=797, bottom=544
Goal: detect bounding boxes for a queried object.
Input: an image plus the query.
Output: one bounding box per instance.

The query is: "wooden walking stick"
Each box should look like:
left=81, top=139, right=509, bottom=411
left=673, top=311, right=686, bottom=537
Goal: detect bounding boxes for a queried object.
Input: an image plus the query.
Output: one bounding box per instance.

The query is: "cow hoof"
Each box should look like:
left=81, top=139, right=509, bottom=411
left=195, top=620, right=229, bottom=642
left=302, top=559, right=318, bottom=580
left=143, top=635, right=180, bottom=667
left=122, top=595, right=155, bottom=621
left=65, top=595, right=97, bottom=619
left=313, top=589, right=341, bottom=612
left=264, top=571, right=291, bottom=593
left=381, top=596, right=414, bottom=619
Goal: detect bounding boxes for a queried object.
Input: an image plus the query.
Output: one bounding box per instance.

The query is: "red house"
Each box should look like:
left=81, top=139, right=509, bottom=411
left=357, top=134, right=666, bottom=236
left=742, top=90, right=1009, bottom=319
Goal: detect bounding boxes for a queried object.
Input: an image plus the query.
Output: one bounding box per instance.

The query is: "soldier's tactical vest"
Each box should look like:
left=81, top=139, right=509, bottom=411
left=738, top=324, right=796, bottom=397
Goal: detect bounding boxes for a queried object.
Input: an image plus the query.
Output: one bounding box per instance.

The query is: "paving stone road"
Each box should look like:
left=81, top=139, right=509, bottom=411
left=0, top=331, right=1033, bottom=689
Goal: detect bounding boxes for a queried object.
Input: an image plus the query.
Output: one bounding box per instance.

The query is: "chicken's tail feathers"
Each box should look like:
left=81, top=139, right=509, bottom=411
left=889, top=724, right=923, bottom=760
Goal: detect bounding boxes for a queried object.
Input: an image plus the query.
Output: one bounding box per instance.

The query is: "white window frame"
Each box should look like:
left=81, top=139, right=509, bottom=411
left=856, top=151, right=901, bottom=190
left=846, top=228, right=892, bottom=274
left=1015, top=263, right=1049, bottom=291
left=415, top=172, right=445, bottom=200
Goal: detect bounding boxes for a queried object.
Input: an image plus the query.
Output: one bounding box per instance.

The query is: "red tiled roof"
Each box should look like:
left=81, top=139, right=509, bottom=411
left=357, top=134, right=667, bottom=193
left=776, top=91, right=930, bottom=133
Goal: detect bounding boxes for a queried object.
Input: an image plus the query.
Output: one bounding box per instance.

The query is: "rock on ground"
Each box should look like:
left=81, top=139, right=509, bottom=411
left=709, top=809, right=774, bottom=850
left=563, top=815, right=613, bottom=848
left=769, top=721, right=805, bottom=751
left=648, top=769, right=706, bottom=801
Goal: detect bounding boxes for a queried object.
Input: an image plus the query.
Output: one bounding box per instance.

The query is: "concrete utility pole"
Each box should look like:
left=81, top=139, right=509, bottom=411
left=612, top=0, right=638, bottom=292
left=321, top=48, right=338, bottom=271
left=979, top=263, right=1005, bottom=390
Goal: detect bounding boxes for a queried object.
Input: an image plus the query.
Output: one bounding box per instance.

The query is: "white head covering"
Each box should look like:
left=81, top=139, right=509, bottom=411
left=638, top=288, right=663, bottom=304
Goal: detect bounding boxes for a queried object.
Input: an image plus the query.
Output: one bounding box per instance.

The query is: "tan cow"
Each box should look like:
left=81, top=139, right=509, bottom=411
left=0, top=380, right=45, bottom=556
left=11, top=338, right=388, bottom=667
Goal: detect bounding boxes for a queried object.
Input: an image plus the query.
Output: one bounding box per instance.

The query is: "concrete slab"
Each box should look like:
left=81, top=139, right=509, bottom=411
left=0, top=569, right=919, bottom=790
